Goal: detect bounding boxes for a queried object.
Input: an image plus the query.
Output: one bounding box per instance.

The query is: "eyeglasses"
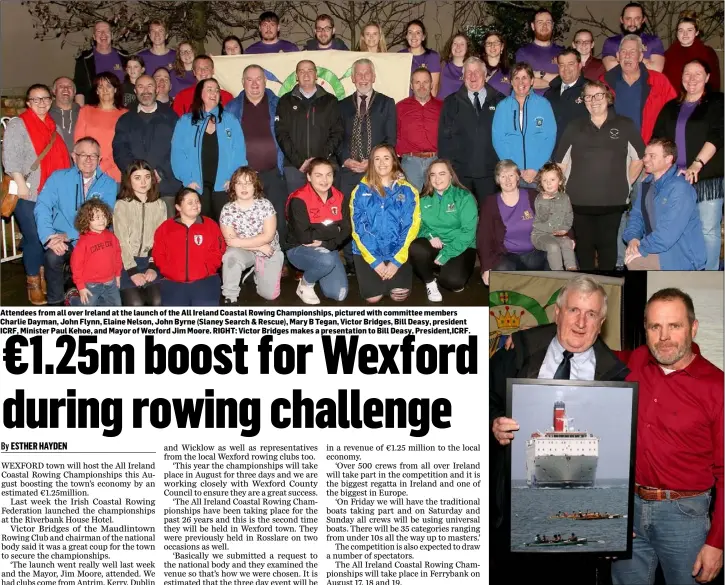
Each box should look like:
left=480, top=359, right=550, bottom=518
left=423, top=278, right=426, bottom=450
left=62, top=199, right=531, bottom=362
left=28, top=96, right=52, bottom=104
left=485, top=41, right=502, bottom=48
left=236, top=181, right=255, bottom=187
left=583, top=93, right=607, bottom=102
left=316, top=26, right=333, bottom=33
left=179, top=49, right=194, bottom=56
left=74, top=153, right=100, bottom=161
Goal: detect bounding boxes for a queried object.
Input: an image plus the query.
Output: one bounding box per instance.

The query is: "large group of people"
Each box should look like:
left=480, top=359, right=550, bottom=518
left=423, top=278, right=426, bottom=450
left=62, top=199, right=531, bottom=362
left=3, top=4, right=723, bottom=306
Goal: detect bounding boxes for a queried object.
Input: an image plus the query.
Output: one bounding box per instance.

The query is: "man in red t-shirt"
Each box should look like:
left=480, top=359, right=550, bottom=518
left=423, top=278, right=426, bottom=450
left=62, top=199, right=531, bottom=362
left=172, top=55, right=233, bottom=116
left=612, top=288, right=723, bottom=585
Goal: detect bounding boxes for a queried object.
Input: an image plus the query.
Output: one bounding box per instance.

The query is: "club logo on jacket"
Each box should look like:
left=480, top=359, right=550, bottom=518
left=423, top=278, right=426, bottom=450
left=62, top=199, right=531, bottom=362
left=226, top=129, right=232, bottom=138
left=610, top=128, right=620, bottom=140
left=397, top=193, right=406, bottom=202
left=446, top=203, right=456, bottom=213
left=535, top=117, right=544, bottom=127
left=194, top=235, right=203, bottom=245
left=331, top=206, right=338, bottom=216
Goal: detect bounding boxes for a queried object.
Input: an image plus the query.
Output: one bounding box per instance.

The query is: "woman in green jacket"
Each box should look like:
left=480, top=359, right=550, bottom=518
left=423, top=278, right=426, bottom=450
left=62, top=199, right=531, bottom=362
left=408, top=159, right=478, bottom=302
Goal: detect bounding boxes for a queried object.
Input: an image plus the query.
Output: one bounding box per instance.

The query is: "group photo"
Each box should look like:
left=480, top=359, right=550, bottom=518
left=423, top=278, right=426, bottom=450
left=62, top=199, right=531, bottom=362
left=1, top=0, right=723, bottom=307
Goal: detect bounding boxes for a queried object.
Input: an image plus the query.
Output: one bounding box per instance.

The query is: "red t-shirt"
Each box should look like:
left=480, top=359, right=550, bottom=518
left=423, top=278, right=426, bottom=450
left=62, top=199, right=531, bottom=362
left=71, top=229, right=123, bottom=290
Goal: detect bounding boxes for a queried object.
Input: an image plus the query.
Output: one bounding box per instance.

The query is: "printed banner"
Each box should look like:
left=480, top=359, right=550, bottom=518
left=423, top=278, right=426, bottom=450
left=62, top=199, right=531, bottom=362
left=488, top=272, right=624, bottom=356
left=213, top=51, right=413, bottom=103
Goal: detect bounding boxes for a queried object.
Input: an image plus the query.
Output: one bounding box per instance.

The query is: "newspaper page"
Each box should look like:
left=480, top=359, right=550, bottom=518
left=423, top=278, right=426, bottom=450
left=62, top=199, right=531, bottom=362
left=0, top=305, right=486, bottom=585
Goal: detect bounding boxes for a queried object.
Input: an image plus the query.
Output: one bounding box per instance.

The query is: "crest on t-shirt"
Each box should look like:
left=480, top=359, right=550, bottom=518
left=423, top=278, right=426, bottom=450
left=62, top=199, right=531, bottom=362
left=522, top=210, right=533, bottom=220
left=114, top=64, right=122, bottom=70
left=446, top=203, right=456, bottom=213
left=331, top=206, right=338, bottom=216
left=194, top=234, right=203, bottom=245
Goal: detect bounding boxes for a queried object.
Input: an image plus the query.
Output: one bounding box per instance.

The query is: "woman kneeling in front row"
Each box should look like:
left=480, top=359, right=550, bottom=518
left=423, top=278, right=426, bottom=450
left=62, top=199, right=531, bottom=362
left=286, top=158, right=350, bottom=305
left=409, top=159, right=478, bottom=302
left=153, top=188, right=225, bottom=306
left=350, top=144, right=420, bottom=303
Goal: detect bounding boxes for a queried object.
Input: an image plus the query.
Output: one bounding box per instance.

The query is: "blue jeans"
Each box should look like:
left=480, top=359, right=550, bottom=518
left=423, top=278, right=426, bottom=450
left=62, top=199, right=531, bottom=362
left=698, top=198, right=723, bottom=270
left=70, top=280, right=121, bottom=306
left=611, top=493, right=711, bottom=585
left=44, top=244, right=73, bottom=305
left=160, top=275, right=221, bottom=306
left=493, top=249, right=547, bottom=271
left=400, top=155, right=436, bottom=193
left=286, top=245, right=348, bottom=301
left=13, top=199, right=44, bottom=276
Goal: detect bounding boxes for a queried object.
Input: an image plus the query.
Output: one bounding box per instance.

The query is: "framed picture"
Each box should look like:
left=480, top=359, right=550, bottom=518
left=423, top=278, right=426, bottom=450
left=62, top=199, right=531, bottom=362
left=505, top=378, right=638, bottom=558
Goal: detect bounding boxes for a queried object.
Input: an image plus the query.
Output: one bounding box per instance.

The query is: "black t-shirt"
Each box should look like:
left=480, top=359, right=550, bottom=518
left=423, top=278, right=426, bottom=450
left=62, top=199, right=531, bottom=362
left=201, top=125, right=218, bottom=190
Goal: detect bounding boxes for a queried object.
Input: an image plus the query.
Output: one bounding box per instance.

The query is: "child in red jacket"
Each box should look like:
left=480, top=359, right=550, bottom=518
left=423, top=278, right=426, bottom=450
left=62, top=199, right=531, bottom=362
left=69, top=199, right=123, bottom=306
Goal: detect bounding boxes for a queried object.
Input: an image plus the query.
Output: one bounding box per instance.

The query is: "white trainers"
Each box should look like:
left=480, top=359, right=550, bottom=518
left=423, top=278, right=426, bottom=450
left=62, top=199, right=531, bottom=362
left=426, top=280, right=443, bottom=302
left=296, top=280, right=320, bottom=305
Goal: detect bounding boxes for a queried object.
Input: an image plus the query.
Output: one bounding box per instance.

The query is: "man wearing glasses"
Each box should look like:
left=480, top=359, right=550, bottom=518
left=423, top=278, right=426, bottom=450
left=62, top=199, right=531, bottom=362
left=572, top=29, right=605, bottom=81
left=515, top=7, right=564, bottom=95
left=304, top=14, right=349, bottom=51
left=34, top=137, right=117, bottom=306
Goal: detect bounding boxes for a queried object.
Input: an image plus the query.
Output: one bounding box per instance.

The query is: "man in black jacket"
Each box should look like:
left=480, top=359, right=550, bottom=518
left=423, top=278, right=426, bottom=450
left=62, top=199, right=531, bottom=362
left=438, top=56, right=504, bottom=207
left=74, top=21, right=129, bottom=106
left=489, top=274, right=629, bottom=585
left=112, top=74, right=180, bottom=217
left=544, top=49, right=588, bottom=146
left=275, top=59, right=344, bottom=195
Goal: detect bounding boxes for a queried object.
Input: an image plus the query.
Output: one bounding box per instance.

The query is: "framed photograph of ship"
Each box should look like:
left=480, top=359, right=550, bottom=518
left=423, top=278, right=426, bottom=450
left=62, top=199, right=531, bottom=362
left=505, top=378, right=638, bottom=557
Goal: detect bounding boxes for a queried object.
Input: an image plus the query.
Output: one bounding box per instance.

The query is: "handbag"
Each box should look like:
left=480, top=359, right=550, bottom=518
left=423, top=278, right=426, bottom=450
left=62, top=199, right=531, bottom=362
left=1, top=131, right=58, bottom=218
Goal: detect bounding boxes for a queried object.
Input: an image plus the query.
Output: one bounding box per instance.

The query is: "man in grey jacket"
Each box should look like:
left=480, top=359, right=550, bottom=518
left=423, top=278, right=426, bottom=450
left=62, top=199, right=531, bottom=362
left=49, top=77, right=80, bottom=154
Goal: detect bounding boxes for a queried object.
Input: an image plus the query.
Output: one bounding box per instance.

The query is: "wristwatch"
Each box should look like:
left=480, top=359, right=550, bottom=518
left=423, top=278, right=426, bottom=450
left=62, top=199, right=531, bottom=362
left=695, top=158, right=706, bottom=167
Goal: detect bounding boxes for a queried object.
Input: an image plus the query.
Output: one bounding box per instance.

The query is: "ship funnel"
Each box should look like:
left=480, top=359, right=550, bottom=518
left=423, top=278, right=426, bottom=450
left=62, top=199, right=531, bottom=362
left=553, top=401, right=566, bottom=432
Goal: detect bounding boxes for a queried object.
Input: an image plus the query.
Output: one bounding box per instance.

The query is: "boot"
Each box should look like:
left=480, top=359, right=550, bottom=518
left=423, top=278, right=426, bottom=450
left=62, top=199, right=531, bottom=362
left=27, top=275, right=47, bottom=306
left=39, top=266, right=47, bottom=295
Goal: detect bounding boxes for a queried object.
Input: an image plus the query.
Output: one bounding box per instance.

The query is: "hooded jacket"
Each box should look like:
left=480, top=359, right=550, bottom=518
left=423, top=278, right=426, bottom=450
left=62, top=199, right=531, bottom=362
left=623, top=164, right=706, bottom=270
left=419, top=184, right=478, bottom=265
left=153, top=216, right=225, bottom=283
left=34, top=167, right=118, bottom=245
left=275, top=84, right=344, bottom=168
left=226, top=88, right=284, bottom=175
left=350, top=177, right=420, bottom=268
left=170, top=106, right=247, bottom=192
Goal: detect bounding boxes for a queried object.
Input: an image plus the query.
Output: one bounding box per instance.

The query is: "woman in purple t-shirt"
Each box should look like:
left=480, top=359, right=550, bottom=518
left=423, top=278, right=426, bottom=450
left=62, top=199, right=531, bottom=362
left=482, top=31, right=512, bottom=97
left=399, top=20, right=441, bottom=96
left=438, top=33, right=472, bottom=100
left=477, top=160, right=546, bottom=285
left=171, top=41, right=197, bottom=97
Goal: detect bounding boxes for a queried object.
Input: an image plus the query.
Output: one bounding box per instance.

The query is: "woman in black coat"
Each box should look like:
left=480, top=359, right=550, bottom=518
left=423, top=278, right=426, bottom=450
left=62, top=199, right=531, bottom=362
left=653, top=58, right=724, bottom=270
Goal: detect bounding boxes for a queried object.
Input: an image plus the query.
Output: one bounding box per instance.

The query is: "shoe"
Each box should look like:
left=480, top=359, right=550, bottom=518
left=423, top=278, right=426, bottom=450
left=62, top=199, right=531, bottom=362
left=296, top=280, right=320, bottom=305
left=39, top=266, right=47, bottom=295
left=64, top=287, right=80, bottom=306
left=425, top=280, right=443, bottom=302
left=281, top=264, right=290, bottom=278
left=26, top=275, right=47, bottom=306
left=452, top=287, right=464, bottom=293
left=223, top=297, right=236, bottom=305
left=345, top=263, right=356, bottom=277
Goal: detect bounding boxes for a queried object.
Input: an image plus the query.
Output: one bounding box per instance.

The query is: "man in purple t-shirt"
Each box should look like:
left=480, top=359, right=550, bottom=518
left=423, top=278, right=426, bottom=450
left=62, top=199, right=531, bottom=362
left=514, top=8, right=564, bottom=96
left=602, top=2, right=665, bottom=72
left=73, top=20, right=128, bottom=106
left=136, top=20, right=176, bottom=77
left=246, top=11, right=300, bottom=54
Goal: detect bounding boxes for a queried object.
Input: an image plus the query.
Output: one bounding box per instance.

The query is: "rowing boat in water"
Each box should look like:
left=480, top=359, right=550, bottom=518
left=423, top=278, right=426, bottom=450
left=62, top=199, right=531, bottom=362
left=525, top=538, right=588, bottom=547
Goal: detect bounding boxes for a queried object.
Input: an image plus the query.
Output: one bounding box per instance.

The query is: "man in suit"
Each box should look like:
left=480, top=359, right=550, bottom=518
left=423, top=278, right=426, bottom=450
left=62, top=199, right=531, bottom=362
left=489, top=274, right=629, bottom=585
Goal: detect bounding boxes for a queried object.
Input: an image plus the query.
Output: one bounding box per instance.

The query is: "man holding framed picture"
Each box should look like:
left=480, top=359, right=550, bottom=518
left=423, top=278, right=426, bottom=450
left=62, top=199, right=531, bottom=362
left=611, top=288, right=723, bottom=585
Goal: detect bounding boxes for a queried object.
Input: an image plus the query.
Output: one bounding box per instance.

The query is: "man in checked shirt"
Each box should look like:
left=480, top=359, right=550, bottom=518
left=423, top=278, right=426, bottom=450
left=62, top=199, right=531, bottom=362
left=613, top=288, right=723, bottom=585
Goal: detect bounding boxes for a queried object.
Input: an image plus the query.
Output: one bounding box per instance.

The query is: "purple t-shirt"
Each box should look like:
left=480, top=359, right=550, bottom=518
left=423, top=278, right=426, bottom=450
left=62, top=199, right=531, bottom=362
left=499, top=190, right=535, bottom=254
left=438, top=62, right=463, bottom=100
left=94, top=49, right=125, bottom=83
left=136, top=48, right=176, bottom=76
left=675, top=101, right=698, bottom=169
left=486, top=68, right=512, bottom=97
left=515, top=43, right=563, bottom=95
left=400, top=49, right=441, bottom=96
left=170, top=70, right=196, bottom=98
left=245, top=39, right=300, bottom=54
left=602, top=33, right=665, bottom=59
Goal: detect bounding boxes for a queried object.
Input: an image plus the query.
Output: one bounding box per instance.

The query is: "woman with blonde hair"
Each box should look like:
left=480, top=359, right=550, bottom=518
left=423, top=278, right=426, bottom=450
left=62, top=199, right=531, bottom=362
left=358, top=23, right=387, bottom=53
left=350, top=143, right=420, bottom=303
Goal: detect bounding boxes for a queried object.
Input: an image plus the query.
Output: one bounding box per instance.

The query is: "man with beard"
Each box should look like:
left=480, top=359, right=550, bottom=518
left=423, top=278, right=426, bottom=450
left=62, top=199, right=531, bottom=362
left=602, top=2, right=665, bottom=72
left=611, top=288, right=723, bottom=585
left=515, top=7, right=564, bottom=95
left=246, top=11, right=299, bottom=54
left=304, top=14, right=349, bottom=50
left=113, top=74, right=181, bottom=217
left=49, top=77, right=81, bottom=153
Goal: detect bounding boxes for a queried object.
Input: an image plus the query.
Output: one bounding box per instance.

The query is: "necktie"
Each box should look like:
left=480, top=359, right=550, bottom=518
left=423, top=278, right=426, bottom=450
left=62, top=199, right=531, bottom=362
left=359, top=94, right=367, bottom=118
left=553, top=350, right=573, bottom=380
left=561, top=84, right=569, bottom=95
left=473, top=91, right=482, bottom=113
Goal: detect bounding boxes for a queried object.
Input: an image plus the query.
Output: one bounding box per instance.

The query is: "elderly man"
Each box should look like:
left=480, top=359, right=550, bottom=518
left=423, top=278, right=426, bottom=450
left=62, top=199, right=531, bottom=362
left=489, top=274, right=628, bottom=585
left=136, top=20, right=176, bottom=75
left=49, top=77, right=80, bottom=153
left=544, top=48, right=588, bottom=145
left=172, top=55, right=234, bottom=116
left=226, top=64, right=288, bottom=243
left=246, top=11, right=299, bottom=54
left=623, top=138, right=706, bottom=270
left=612, top=288, right=723, bottom=585
left=275, top=59, right=343, bottom=194
left=74, top=20, right=128, bottom=105
left=304, top=14, right=349, bottom=50
left=515, top=7, right=564, bottom=94
left=572, top=29, right=605, bottom=81
left=602, top=2, right=665, bottom=72
left=34, top=137, right=117, bottom=306
left=395, top=68, right=443, bottom=193
left=113, top=74, right=180, bottom=217
left=439, top=57, right=504, bottom=206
